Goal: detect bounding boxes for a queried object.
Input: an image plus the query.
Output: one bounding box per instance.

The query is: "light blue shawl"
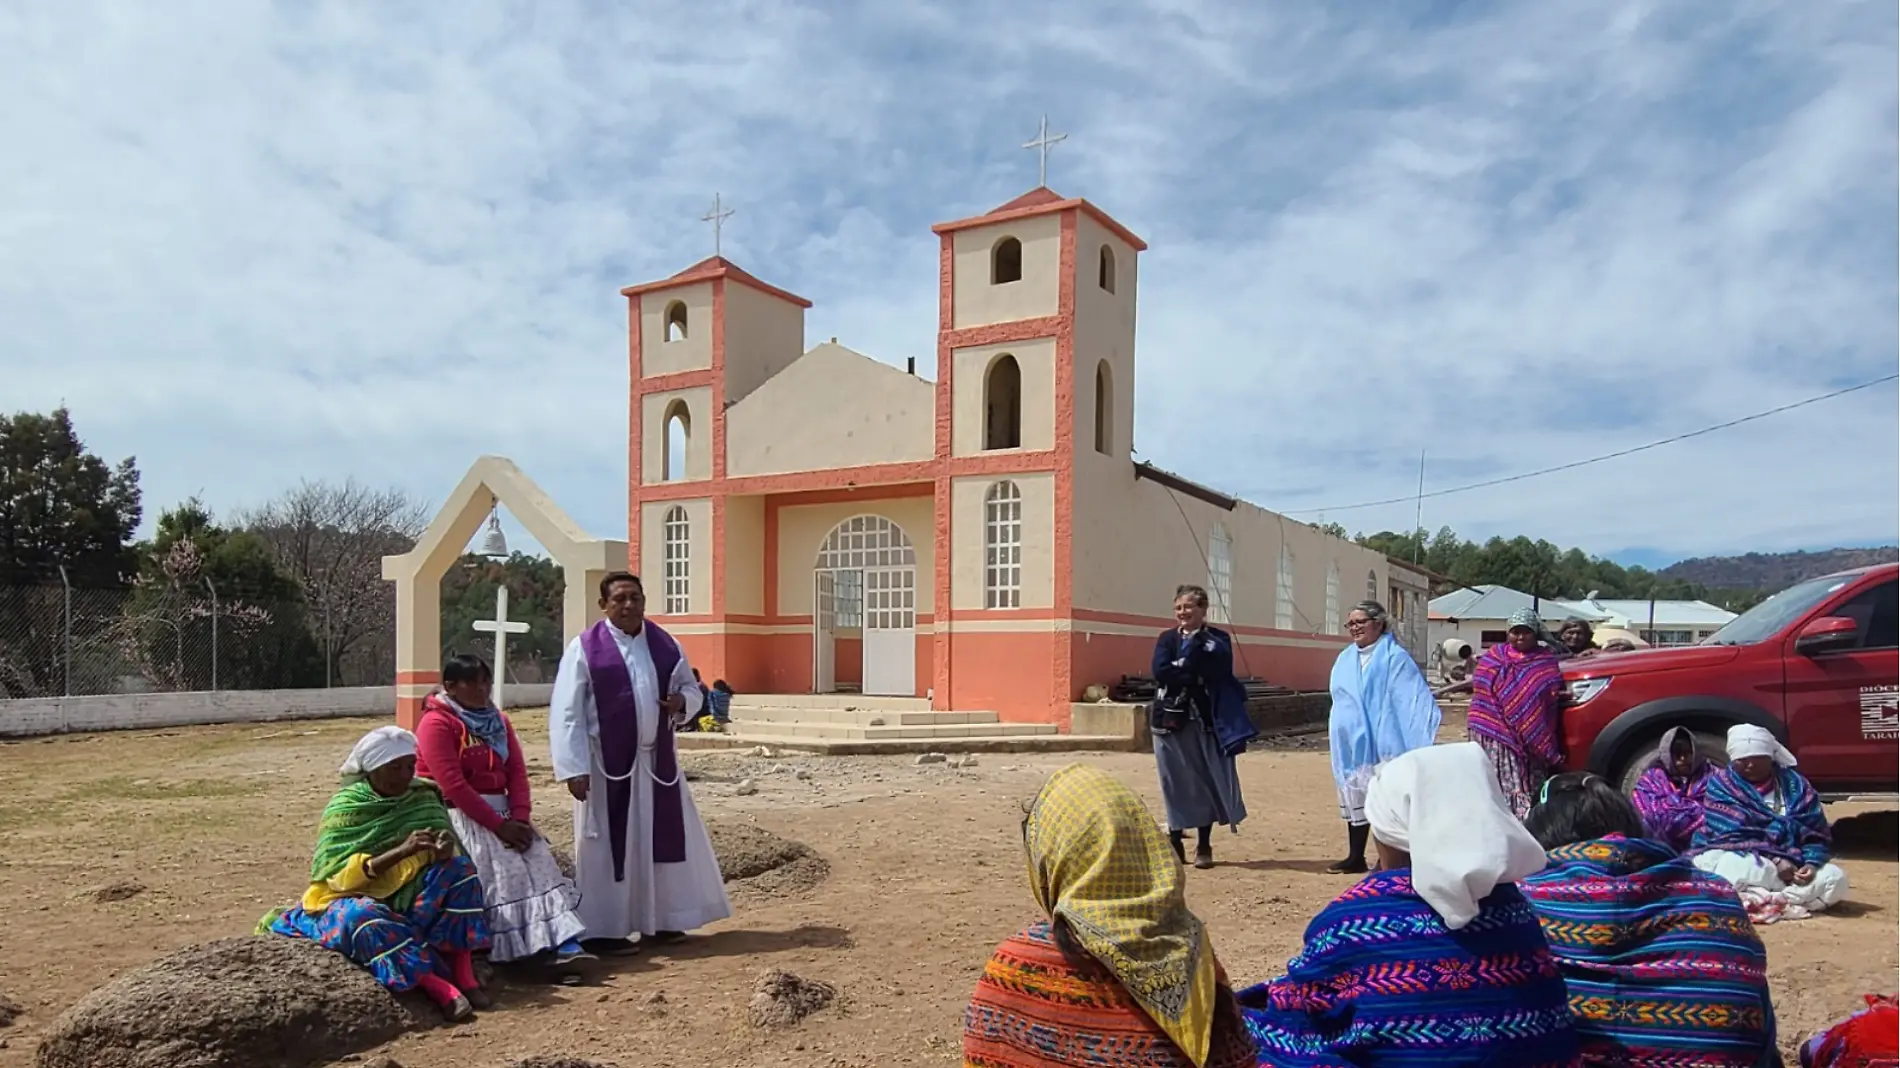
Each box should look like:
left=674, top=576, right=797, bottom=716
left=1328, top=632, right=1442, bottom=788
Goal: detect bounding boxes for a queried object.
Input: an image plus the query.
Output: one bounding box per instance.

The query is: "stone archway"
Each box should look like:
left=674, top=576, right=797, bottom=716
left=381, top=456, right=627, bottom=727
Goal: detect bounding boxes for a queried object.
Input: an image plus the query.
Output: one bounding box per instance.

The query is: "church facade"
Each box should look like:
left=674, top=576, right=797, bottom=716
left=624, top=187, right=1392, bottom=728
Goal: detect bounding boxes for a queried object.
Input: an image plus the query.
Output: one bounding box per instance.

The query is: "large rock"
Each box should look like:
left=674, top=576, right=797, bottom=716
left=35, top=936, right=413, bottom=1068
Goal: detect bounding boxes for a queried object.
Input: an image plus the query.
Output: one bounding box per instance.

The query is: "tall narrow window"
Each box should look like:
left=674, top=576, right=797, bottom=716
left=662, top=506, right=690, bottom=614
left=1275, top=544, right=1296, bottom=630
left=662, top=400, right=690, bottom=481
left=984, top=354, right=1022, bottom=450
left=1093, top=360, right=1113, bottom=456
left=1324, top=562, right=1340, bottom=634
left=991, top=236, right=1023, bottom=284
left=664, top=300, right=688, bottom=342
left=984, top=481, right=1023, bottom=609
left=1207, top=524, right=1233, bottom=625
left=1366, top=569, right=1379, bottom=602
left=1098, top=245, right=1116, bottom=293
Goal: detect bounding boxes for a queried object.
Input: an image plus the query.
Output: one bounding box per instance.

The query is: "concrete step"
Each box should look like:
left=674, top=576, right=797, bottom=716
left=726, top=721, right=1057, bottom=742
left=731, top=707, right=997, bottom=728
left=713, top=732, right=1138, bottom=756
left=727, top=694, right=931, bottom=713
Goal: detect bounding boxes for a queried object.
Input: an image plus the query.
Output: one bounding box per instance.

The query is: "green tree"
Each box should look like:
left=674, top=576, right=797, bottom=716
left=440, top=552, right=567, bottom=681
left=119, top=500, right=323, bottom=690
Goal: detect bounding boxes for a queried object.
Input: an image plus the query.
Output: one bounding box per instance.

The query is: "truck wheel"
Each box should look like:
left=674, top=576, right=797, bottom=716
left=1615, top=728, right=1728, bottom=796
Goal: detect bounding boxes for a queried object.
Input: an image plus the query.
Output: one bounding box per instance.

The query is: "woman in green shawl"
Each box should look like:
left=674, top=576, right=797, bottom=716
left=265, top=725, right=494, bottom=1020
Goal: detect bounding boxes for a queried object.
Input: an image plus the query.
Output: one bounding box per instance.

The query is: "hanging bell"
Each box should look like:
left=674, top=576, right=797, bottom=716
left=477, top=509, right=509, bottom=559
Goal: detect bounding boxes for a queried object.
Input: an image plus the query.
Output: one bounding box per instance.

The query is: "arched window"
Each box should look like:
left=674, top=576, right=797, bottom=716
left=662, top=506, right=690, bottom=614
left=1098, top=245, right=1116, bottom=293
left=1093, top=360, right=1113, bottom=456
left=1324, top=562, right=1341, bottom=634
left=1207, top=524, right=1233, bottom=625
left=984, top=354, right=1022, bottom=451
left=984, top=481, right=1023, bottom=609
left=662, top=400, right=690, bottom=482
left=1366, top=569, right=1379, bottom=602
left=663, top=300, right=688, bottom=342
left=991, top=236, right=1023, bottom=285
left=1275, top=544, right=1295, bottom=630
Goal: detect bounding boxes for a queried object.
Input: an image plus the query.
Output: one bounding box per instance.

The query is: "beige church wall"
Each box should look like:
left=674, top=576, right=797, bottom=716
left=640, top=386, right=713, bottom=484
left=775, top=498, right=936, bottom=617
left=724, top=495, right=766, bottom=616
left=1070, top=275, right=1135, bottom=466
left=951, top=214, right=1061, bottom=329
left=727, top=343, right=935, bottom=477
left=1071, top=469, right=1387, bottom=635
left=950, top=337, right=1056, bottom=457
left=721, top=282, right=807, bottom=405
left=949, top=472, right=1055, bottom=611
left=639, top=497, right=712, bottom=616
left=640, top=281, right=714, bottom=376
left=1073, top=213, right=1140, bottom=336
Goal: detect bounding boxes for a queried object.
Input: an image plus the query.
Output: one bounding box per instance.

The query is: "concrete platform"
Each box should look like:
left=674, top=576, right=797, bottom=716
left=695, top=732, right=1141, bottom=756
left=720, top=692, right=1095, bottom=752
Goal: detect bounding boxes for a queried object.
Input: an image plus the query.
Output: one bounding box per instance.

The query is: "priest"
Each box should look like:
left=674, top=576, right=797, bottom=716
left=549, top=571, right=730, bottom=951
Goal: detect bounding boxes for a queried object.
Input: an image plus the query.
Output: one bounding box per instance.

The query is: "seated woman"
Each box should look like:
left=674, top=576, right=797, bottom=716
left=1238, top=743, right=1578, bottom=1067
left=1692, top=725, right=1849, bottom=919
left=415, top=653, right=589, bottom=966
left=1630, top=727, right=1714, bottom=852
left=263, top=726, right=492, bottom=1020
left=963, top=765, right=1256, bottom=1068
left=1520, top=772, right=1776, bottom=1068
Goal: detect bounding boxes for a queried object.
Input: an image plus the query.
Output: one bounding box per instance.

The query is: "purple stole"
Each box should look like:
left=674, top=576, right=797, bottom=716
left=580, top=618, right=687, bottom=882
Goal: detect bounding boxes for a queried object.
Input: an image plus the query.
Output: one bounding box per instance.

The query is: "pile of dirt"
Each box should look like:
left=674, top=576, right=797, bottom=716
left=88, top=881, right=146, bottom=904
left=707, top=821, right=830, bottom=900
left=34, top=936, right=413, bottom=1068
left=509, top=1059, right=620, bottom=1068
left=745, top=968, right=837, bottom=1029
left=0, top=990, right=21, bottom=1027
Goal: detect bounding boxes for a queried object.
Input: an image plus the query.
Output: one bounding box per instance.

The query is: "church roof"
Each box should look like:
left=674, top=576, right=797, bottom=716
left=932, top=187, right=1148, bottom=251
left=619, top=255, right=813, bottom=308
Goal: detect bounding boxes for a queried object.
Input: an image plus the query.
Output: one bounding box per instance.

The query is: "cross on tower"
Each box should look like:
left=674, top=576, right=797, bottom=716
left=701, top=193, right=735, bottom=257
left=1022, top=115, right=1068, bottom=188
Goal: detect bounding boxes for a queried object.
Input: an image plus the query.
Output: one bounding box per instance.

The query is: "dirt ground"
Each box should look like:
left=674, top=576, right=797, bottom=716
left=0, top=713, right=1892, bottom=1068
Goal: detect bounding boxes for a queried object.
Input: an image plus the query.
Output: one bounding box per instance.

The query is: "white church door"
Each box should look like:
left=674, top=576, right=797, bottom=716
left=814, top=515, right=917, bottom=698
left=862, top=566, right=916, bottom=697
left=812, top=570, right=837, bottom=694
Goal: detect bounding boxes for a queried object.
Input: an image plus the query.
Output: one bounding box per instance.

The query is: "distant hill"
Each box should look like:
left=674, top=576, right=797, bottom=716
left=1659, top=547, right=1898, bottom=591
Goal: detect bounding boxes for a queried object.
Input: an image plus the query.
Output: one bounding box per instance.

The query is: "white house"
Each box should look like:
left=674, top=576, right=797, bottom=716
left=1427, top=584, right=1737, bottom=653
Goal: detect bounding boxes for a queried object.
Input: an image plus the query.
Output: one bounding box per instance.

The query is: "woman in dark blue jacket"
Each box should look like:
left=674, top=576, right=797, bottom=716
left=1150, top=584, right=1258, bottom=869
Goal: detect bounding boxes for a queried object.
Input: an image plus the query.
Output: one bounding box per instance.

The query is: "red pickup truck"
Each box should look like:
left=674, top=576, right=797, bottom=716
left=1562, top=563, right=1898, bottom=798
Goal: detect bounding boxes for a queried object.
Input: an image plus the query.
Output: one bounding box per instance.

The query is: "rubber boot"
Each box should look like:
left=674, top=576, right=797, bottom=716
left=1328, top=823, right=1370, bottom=875
left=1193, top=826, right=1214, bottom=870
left=1168, top=830, right=1187, bottom=865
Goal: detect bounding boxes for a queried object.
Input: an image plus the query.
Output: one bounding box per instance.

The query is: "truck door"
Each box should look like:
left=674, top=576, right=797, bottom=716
left=1782, top=577, right=1898, bottom=787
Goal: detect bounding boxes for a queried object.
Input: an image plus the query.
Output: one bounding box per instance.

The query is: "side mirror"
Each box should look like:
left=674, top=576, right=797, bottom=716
left=1794, top=615, right=1858, bottom=656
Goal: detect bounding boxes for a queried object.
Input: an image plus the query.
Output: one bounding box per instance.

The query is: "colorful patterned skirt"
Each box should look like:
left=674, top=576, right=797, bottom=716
left=271, top=854, right=490, bottom=992
left=1475, top=734, right=1546, bottom=820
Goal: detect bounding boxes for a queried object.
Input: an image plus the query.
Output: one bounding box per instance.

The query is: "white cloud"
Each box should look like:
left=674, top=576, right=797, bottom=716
left=2, top=0, right=1892, bottom=568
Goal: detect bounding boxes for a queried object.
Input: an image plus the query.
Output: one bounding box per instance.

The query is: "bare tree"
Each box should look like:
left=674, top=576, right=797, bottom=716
left=237, top=478, right=428, bottom=685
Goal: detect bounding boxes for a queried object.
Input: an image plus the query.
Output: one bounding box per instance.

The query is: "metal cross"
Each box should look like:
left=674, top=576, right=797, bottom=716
left=1022, top=115, right=1068, bottom=187
left=701, top=193, right=735, bottom=256
left=471, top=585, right=530, bottom=711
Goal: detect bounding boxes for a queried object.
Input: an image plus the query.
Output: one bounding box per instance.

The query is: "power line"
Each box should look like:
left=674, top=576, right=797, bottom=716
left=1293, top=373, right=1900, bottom=516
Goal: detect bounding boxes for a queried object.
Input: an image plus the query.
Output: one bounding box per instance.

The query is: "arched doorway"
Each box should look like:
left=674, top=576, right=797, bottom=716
left=812, top=514, right=916, bottom=697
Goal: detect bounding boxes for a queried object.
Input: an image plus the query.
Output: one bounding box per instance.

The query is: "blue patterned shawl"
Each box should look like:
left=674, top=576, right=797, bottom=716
left=1693, top=765, right=1832, bottom=867
left=1328, top=634, right=1442, bottom=788
left=1519, top=836, right=1774, bottom=1067
left=1236, top=870, right=1579, bottom=1067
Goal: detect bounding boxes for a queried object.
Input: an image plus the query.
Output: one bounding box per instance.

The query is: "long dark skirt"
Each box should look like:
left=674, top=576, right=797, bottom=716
left=1154, top=724, right=1247, bottom=831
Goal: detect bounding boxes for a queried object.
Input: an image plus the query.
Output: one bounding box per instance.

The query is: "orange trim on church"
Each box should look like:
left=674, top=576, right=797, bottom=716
left=931, top=188, right=1149, bottom=252
left=619, top=254, right=814, bottom=308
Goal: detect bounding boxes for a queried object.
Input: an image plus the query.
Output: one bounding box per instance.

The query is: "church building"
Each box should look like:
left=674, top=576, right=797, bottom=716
left=623, top=187, right=1392, bottom=729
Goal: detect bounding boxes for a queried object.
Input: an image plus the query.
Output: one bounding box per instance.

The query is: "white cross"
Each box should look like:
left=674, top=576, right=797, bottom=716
left=1022, top=115, right=1068, bottom=188
left=702, top=193, right=735, bottom=256
left=472, top=585, right=530, bottom=711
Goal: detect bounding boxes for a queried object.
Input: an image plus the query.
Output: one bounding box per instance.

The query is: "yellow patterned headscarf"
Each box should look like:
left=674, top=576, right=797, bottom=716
left=1023, top=764, right=1219, bottom=1067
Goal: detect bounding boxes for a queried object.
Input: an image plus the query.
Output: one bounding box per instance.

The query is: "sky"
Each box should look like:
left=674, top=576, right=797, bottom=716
left=5, top=0, right=1895, bottom=570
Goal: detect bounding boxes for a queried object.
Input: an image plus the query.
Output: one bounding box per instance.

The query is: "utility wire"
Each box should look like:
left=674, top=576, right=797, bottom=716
left=1292, top=374, right=1900, bottom=516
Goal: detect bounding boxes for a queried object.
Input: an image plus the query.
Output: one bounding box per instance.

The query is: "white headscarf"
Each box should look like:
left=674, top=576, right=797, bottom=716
left=1726, top=724, right=1797, bottom=767
left=339, top=725, right=419, bottom=777
left=1363, top=742, right=1548, bottom=931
